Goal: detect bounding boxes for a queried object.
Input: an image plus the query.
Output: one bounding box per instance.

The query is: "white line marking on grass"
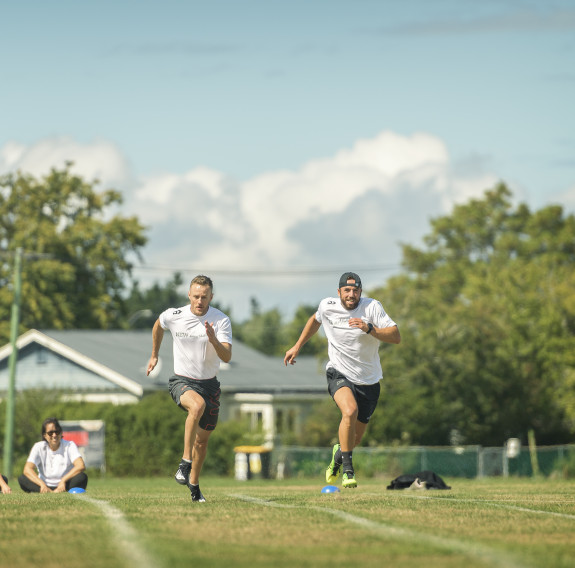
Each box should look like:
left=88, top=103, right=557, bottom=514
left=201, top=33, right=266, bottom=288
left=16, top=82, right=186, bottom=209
left=229, top=494, right=529, bottom=568
left=76, top=495, right=159, bottom=568
left=397, top=493, right=575, bottom=520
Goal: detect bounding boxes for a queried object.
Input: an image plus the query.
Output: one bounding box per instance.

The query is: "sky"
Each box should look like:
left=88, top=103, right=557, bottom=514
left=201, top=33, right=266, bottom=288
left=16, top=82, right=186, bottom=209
left=1, top=0, right=574, bottom=321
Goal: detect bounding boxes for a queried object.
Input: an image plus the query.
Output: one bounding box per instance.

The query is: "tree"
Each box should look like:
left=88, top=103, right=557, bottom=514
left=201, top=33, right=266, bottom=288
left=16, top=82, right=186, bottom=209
left=367, top=184, right=575, bottom=446
left=233, top=301, right=328, bottom=357
left=281, top=304, right=327, bottom=357
left=0, top=166, right=147, bottom=342
left=122, top=272, right=188, bottom=329
left=234, top=298, right=285, bottom=356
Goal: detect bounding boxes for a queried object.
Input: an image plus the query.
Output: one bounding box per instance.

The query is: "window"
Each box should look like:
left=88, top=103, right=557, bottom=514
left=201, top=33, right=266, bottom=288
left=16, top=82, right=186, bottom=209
left=36, top=349, right=47, bottom=365
left=275, top=410, right=284, bottom=434
left=274, top=408, right=298, bottom=435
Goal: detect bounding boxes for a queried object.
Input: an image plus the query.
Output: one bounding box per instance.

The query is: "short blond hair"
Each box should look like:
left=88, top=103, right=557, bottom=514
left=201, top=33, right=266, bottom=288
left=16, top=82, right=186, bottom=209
left=190, top=275, right=213, bottom=290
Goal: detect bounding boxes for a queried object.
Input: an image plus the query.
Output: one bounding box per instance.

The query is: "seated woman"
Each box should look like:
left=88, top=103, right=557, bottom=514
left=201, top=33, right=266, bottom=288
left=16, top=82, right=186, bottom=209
left=1, top=474, right=11, bottom=494
left=18, top=417, right=88, bottom=493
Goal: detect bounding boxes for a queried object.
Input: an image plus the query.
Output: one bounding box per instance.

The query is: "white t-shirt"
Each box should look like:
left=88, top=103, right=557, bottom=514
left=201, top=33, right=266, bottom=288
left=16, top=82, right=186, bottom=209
left=26, top=439, right=82, bottom=486
left=159, top=304, right=232, bottom=380
left=315, top=296, right=397, bottom=385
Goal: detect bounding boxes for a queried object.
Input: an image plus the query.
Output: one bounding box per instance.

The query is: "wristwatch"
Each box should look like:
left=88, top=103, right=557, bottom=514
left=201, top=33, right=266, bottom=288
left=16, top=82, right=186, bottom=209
left=366, top=323, right=374, bottom=334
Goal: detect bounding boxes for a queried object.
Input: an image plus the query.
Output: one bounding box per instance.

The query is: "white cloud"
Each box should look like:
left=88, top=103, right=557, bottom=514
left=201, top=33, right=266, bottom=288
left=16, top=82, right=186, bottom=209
left=556, top=183, right=575, bottom=211
left=330, top=131, right=449, bottom=174
left=0, top=131, right=501, bottom=272
left=0, top=137, right=132, bottom=189
left=0, top=132, right=507, bottom=317
left=222, top=131, right=456, bottom=269
left=181, top=130, right=497, bottom=270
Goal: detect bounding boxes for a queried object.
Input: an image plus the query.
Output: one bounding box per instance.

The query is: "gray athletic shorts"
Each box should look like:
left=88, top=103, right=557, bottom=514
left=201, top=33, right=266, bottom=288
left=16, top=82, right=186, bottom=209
left=168, top=375, right=221, bottom=431
left=326, top=367, right=381, bottom=424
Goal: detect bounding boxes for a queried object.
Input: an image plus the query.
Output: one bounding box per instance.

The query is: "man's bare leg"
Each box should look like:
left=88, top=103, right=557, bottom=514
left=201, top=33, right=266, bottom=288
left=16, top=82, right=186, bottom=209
left=333, top=387, right=362, bottom=487
left=334, top=387, right=358, bottom=452
left=189, top=428, right=212, bottom=485
left=174, top=390, right=206, bottom=486
left=180, top=390, right=206, bottom=460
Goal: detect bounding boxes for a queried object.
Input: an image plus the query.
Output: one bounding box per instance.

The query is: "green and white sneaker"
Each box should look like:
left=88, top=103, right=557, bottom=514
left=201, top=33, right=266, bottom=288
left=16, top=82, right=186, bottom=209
left=342, top=472, right=357, bottom=489
left=325, top=443, right=342, bottom=484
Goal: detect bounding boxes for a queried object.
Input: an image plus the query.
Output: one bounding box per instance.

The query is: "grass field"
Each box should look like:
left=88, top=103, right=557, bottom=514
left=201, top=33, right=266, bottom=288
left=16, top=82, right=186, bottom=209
left=1, top=475, right=575, bottom=568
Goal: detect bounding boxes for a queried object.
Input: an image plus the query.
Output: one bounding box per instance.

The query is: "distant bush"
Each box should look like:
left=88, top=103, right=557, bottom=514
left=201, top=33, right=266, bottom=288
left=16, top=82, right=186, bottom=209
left=550, top=453, right=575, bottom=479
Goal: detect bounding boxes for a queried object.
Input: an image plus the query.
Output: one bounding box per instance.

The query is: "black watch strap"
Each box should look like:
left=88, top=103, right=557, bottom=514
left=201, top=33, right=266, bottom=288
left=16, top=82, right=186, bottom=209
left=366, top=323, right=374, bottom=334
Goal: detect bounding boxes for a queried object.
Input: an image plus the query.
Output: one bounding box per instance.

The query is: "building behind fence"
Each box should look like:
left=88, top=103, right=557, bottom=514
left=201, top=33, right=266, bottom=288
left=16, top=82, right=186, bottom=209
left=265, top=445, right=575, bottom=480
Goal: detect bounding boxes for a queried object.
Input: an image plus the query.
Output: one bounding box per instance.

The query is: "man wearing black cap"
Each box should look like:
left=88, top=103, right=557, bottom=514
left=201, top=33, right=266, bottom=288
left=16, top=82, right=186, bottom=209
left=284, top=272, right=400, bottom=488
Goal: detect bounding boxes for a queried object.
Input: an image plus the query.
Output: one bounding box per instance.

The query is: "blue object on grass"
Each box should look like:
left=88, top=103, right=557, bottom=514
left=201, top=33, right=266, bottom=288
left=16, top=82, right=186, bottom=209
left=68, top=487, right=86, bottom=494
left=321, top=485, right=340, bottom=494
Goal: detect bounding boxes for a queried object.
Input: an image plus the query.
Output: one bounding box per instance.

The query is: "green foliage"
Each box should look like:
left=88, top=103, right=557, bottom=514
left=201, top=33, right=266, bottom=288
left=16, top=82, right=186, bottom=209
left=281, top=304, right=328, bottom=356
left=233, top=298, right=286, bottom=355
left=234, top=300, right=327, bottom=357
left=294, top=398, right=340, bottom=447
left=0, top=166, right=147, bottom=343
left=205, top=418, right=265, bottom=476
left=122, top=272, right=188, bottom=329
left=368, top=184, right=575, bottom=446
left=10, top=390, right=64, bottom=457
left=551, top=452, right=575, bottom=479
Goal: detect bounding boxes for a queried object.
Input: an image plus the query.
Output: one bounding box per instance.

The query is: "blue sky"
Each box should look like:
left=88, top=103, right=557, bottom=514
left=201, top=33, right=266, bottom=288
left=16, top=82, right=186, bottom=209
left=1, top=1, right=574, bottom=320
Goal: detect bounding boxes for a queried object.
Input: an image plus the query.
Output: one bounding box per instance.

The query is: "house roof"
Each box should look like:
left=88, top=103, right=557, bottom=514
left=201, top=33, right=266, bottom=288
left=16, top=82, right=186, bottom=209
left=0, top=329, right=326, bottom=397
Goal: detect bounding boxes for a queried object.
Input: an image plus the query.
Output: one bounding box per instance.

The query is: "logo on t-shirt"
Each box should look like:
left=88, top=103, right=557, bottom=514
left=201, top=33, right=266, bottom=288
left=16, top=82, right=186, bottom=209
left=175, top=331, right=205, bottom=339
left=327, top=316, right=351, bottom=329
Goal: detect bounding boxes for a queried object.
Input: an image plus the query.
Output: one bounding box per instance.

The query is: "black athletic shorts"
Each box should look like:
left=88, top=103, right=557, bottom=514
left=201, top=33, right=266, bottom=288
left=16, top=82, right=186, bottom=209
left=326, top=367, right=381, bottom=424
left=168, top=375, right=221, bottom=431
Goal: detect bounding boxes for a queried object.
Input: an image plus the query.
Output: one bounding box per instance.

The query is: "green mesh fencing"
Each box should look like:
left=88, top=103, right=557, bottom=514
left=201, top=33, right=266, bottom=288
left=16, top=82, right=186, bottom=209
left=506, top=445, right=574, bottom=477
left=269, top=445, right=575, bottom=480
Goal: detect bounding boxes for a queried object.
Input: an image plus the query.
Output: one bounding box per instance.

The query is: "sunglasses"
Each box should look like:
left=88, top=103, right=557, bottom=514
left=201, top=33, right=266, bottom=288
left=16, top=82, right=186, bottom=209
left=45, top=430, right=62, bottom=436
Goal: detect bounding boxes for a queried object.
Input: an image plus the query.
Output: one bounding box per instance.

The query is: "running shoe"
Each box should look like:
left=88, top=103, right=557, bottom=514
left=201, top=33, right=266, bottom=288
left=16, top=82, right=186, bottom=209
left=342, top=472, right=357, bottom=489
left=325, top=443, right=342, bottom=484
left=175, top=460, right=192, bottom=485
left=190, top=484, right=206, bottom=503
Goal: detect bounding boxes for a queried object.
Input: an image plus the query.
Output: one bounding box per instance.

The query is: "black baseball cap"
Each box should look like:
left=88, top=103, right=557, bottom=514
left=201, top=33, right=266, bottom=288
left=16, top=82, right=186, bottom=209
left=339, top=272, right=362, bottom=289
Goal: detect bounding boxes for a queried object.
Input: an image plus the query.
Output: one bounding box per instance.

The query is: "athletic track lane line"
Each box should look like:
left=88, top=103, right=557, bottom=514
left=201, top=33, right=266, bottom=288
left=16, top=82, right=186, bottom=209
left=229, top=493, right=530, bottom=568
left=75, top=494, right=159, bottom=568
left=395, top=493, right=575, bottom=520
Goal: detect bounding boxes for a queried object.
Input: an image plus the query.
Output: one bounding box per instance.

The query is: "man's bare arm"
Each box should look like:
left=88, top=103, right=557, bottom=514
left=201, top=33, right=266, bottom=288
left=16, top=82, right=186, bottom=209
left=284, top=315, right=321, bottom=366
left=146, top=319, right=165, bottom=375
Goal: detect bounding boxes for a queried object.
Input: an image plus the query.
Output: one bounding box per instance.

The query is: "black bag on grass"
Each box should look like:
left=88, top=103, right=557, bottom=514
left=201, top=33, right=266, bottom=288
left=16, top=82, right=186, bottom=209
left=386, top=470, right=451, bottom=490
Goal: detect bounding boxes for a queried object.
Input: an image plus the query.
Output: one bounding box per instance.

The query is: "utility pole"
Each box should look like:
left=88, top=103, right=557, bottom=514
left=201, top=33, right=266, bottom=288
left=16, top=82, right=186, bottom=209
left=3, top=247, right=23, bottom=478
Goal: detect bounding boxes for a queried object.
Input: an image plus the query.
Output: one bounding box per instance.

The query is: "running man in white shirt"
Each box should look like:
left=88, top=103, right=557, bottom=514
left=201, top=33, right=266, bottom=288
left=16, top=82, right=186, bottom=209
left=284, top=272, right=400, bottom=488
left=147, top=275, right=232, bottom=503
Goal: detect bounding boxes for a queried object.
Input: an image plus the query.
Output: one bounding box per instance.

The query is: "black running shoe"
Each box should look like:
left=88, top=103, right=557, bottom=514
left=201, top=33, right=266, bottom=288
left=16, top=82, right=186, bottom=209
left=190, top=484, right=206, bottom=503
left=175, top=460, right=191, bottom=485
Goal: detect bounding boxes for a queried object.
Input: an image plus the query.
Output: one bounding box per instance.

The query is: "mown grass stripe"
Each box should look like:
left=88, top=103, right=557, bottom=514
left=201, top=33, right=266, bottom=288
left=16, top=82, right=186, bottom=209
left=397, top=493, right=575, bottom=520
left=229, top=493, right=530, bottom=568
left=76, top=495, right=159, bottom=568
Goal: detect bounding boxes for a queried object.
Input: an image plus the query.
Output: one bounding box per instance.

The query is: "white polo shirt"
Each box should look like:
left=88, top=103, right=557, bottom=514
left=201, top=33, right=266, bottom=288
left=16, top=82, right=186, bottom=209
left=26, top=439, right=82, bottom=486
left=159, top=304, right=232, bottom=380
left=315, top=296, right=397, bottom=385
